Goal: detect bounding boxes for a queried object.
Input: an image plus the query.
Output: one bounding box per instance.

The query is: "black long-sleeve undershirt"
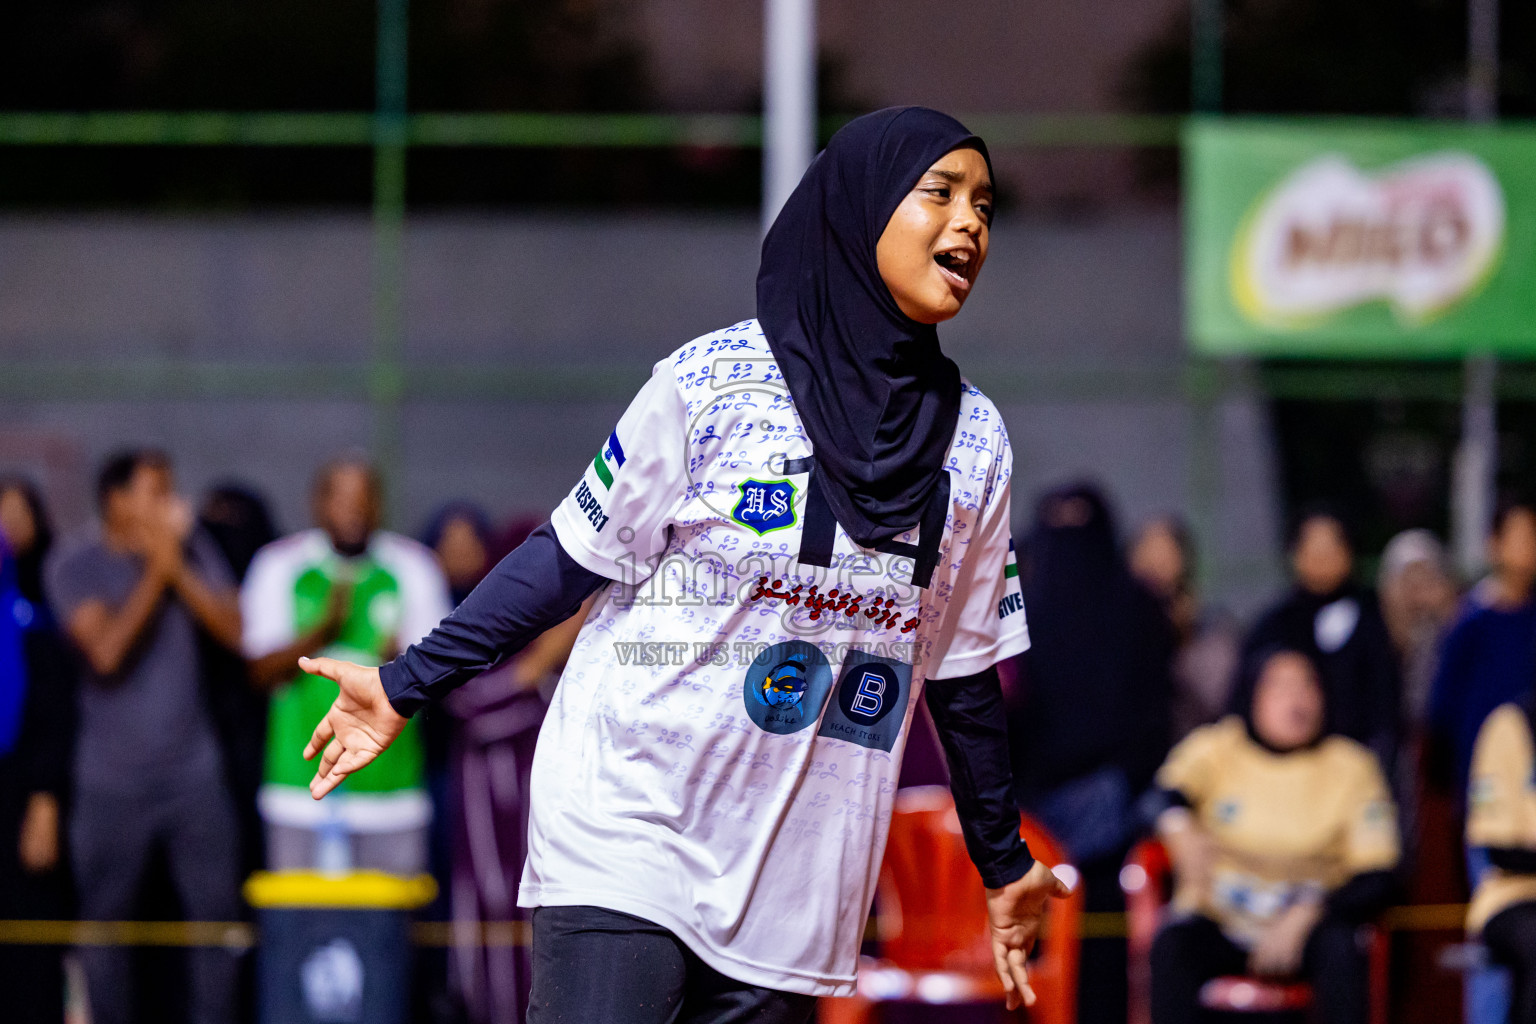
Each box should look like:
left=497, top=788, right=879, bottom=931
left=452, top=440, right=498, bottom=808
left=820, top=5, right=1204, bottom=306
left=378, top=519, right=1032, bottom=887
left=925, top=668, right=1035, bottom=888
left=379, top=521, right=606, bottom=717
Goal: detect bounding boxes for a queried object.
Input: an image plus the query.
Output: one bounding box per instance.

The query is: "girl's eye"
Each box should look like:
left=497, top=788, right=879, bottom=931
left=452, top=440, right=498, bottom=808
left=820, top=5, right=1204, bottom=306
left=924, top=186, right=950, bottom=199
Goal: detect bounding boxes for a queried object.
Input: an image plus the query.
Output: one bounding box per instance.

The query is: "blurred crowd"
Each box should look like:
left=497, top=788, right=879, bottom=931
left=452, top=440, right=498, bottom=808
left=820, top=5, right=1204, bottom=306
left=3, top=452, right=1536, bottom=1024
left=0, top=449, right=572, bottom=1024
left=989, top=482, right=1536, bottom=1024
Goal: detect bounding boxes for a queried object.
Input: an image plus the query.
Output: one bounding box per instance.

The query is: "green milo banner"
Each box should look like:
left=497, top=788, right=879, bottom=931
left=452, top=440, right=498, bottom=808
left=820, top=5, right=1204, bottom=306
left=1186, top=118, right=1536, bottom=357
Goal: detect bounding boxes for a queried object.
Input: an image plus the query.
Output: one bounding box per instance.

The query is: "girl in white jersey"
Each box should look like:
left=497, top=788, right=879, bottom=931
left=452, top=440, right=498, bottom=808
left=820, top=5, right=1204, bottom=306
left=298, top=107, right=1070, bottom=1023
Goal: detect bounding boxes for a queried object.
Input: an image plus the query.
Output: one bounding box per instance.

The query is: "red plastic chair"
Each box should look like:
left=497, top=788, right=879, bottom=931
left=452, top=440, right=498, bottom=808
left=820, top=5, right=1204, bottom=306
left=1121, top=838, right=1388, bottom=1024
left=819, top=786, right=1083, bottom=1024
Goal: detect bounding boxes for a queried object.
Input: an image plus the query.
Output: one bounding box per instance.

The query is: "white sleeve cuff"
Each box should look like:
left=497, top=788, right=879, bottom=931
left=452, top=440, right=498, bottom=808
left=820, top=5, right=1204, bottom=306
left=926, top=626, right=1030, bottom=680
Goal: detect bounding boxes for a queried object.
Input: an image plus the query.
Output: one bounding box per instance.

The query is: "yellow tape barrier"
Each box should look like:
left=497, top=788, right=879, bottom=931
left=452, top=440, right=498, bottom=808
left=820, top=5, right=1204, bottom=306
left=0, top=908, right=1468, bottom=948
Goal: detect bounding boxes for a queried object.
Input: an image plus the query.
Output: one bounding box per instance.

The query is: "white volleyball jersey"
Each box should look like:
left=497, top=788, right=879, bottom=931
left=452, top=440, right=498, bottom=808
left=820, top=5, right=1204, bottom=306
left=523, top=319, right=1029, bottom=996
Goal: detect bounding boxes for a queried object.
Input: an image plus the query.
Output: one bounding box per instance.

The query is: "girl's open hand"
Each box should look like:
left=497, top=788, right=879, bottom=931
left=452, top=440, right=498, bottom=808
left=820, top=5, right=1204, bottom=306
left=299, top=656, right=407, bottom=798
left=985, top=859, right=1075, bottom=1010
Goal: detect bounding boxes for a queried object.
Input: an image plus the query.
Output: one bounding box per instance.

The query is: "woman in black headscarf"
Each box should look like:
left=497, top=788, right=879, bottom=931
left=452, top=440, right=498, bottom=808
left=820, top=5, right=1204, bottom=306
left=420, top=501, right=493, bottom=607
left=295, top=108, right=1068, bottom=1024
left=1148, top=645, right=1399, bottom=1024
left=1236, top=505, right=1401, bottom=773
left=1009, top=482, right=1176, bottom=848
left=1006, top=482, right=1176, bottom=1024
left=756, top=107, right=968, bottom=549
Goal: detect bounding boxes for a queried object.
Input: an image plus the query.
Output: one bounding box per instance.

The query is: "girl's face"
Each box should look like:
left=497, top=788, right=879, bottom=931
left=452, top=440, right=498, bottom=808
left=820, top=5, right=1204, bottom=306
left=875, top=147, right=992, bottom=324
left=1251, top=651, right=1325, bottom=751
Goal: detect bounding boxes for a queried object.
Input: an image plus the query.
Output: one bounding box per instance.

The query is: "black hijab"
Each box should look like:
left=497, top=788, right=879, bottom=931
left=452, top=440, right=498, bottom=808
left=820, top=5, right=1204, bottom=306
left=757, top=106, right=990, bottom=548
left=198, top=482, right=278, bottom=583
left=1008, top=482, right=1176, bottom=794
left=1234, top=644, right=1333, bottom=753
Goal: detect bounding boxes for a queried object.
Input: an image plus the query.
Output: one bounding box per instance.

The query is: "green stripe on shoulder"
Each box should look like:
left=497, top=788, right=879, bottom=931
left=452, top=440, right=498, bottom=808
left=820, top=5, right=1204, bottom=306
left=592, top=452, right=614, bottom=489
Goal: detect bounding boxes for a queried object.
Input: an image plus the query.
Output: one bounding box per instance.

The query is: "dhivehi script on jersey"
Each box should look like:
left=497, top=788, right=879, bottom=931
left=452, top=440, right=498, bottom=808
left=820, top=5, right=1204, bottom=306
left=1229, top=152, right=1506, bottom=327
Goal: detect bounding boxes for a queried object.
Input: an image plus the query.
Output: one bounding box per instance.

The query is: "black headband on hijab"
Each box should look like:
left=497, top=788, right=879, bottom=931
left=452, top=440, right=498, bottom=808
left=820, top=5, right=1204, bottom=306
left=756, top=106, right=992, bottom=549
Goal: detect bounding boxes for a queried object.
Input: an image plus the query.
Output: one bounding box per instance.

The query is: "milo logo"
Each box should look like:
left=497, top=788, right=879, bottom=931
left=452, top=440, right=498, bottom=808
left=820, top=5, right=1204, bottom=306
left=1231, top=152, right=1505, bottom=326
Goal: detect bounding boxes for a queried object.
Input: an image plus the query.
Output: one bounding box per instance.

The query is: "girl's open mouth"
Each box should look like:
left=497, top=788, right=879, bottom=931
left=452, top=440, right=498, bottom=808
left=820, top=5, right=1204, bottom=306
left=934, top=249, right=973, bottom=290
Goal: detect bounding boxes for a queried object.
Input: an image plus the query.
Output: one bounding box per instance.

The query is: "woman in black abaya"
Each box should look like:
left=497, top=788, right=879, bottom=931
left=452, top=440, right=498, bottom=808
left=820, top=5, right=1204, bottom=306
left=1006, top=482, right=1177, bottom=1024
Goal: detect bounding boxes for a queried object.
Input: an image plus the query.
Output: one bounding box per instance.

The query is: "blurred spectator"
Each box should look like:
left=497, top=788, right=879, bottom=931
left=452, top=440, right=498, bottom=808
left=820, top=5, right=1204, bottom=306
left=442, top=622, right=586, bottom=1024
left=1428, top=501, right=1536, bottom=1024
left=1376, top=529, right=1459, bottom=868
left=46, top=449, right=244, bottom=1024
left=423, top=512, right=590, bottom=1024
left=200, top=483, right=280, bottom=582
left=0, top=477, right=74, bottom=1022
left=1129, top=516, right=1242, bottom=741
left=1005, top=482, right=1175, bottom=1024
left=1465, top=696, right=1536, bottom=1024
left=1148, top=647, right=1399, bottom=1024
left=417, top=501, right=494, bottom=1024
left=1236, top=505, right=1401, bottom=772
left=1378, top=529, right=1458, bottom=726
left=1008, top=484, right=1176, bottom=858
left=242, top=457, right=451, bottom=874
left=421, top=501, right=492, bottom=607
left=1428, top=499, right=1536, bottom=801
left=198, top=483, right=281, bottom=877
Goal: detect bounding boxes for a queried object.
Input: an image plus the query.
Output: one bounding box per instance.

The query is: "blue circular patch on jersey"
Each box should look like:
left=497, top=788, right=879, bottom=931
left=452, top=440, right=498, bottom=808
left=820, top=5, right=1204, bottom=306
left=742, top=639, right=833, bottom=734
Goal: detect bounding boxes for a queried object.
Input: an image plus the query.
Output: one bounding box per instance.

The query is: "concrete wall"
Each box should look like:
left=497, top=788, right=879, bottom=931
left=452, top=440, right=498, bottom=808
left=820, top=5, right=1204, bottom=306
left=0, top=211, right=1283, bottom=614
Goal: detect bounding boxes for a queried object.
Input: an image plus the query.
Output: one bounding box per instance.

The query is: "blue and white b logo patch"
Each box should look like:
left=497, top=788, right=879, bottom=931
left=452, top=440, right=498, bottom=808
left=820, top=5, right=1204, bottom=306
left=817, top=651, right=912, bottom=752
left=732, top=478, right=797, bottom=536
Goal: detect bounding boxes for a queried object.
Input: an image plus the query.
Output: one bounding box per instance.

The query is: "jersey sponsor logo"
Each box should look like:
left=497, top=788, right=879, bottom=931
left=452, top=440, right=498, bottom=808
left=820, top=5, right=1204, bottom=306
left=817, top=653, right=911, bottom=752
left=742, top=640, right=833, bottom=735
left=851, top=670, right=887, bottom=717
left=997, top=592, right=1025, bottom=620
left=732, top=478, right=798, bottom=536
left=573, top=480, right=611, bottom=533
left=763, top=657, right=810, bottom=709
left=591, top=430, right=626, bottom=489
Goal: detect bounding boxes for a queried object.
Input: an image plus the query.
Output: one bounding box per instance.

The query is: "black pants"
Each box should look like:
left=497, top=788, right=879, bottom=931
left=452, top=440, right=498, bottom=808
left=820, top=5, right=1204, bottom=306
left=1150, top=914, right=1368, bottom=1024
left=1484, top=901, right=1536, bottom=1024
left=527, top=906, right=817, bottom=1024
left=71, top=779, right=241, bottom=1024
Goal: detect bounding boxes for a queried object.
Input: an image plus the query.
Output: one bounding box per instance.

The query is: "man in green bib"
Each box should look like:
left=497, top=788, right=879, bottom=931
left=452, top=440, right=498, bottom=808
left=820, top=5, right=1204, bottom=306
left=242, top=458, right=451, bottom=874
